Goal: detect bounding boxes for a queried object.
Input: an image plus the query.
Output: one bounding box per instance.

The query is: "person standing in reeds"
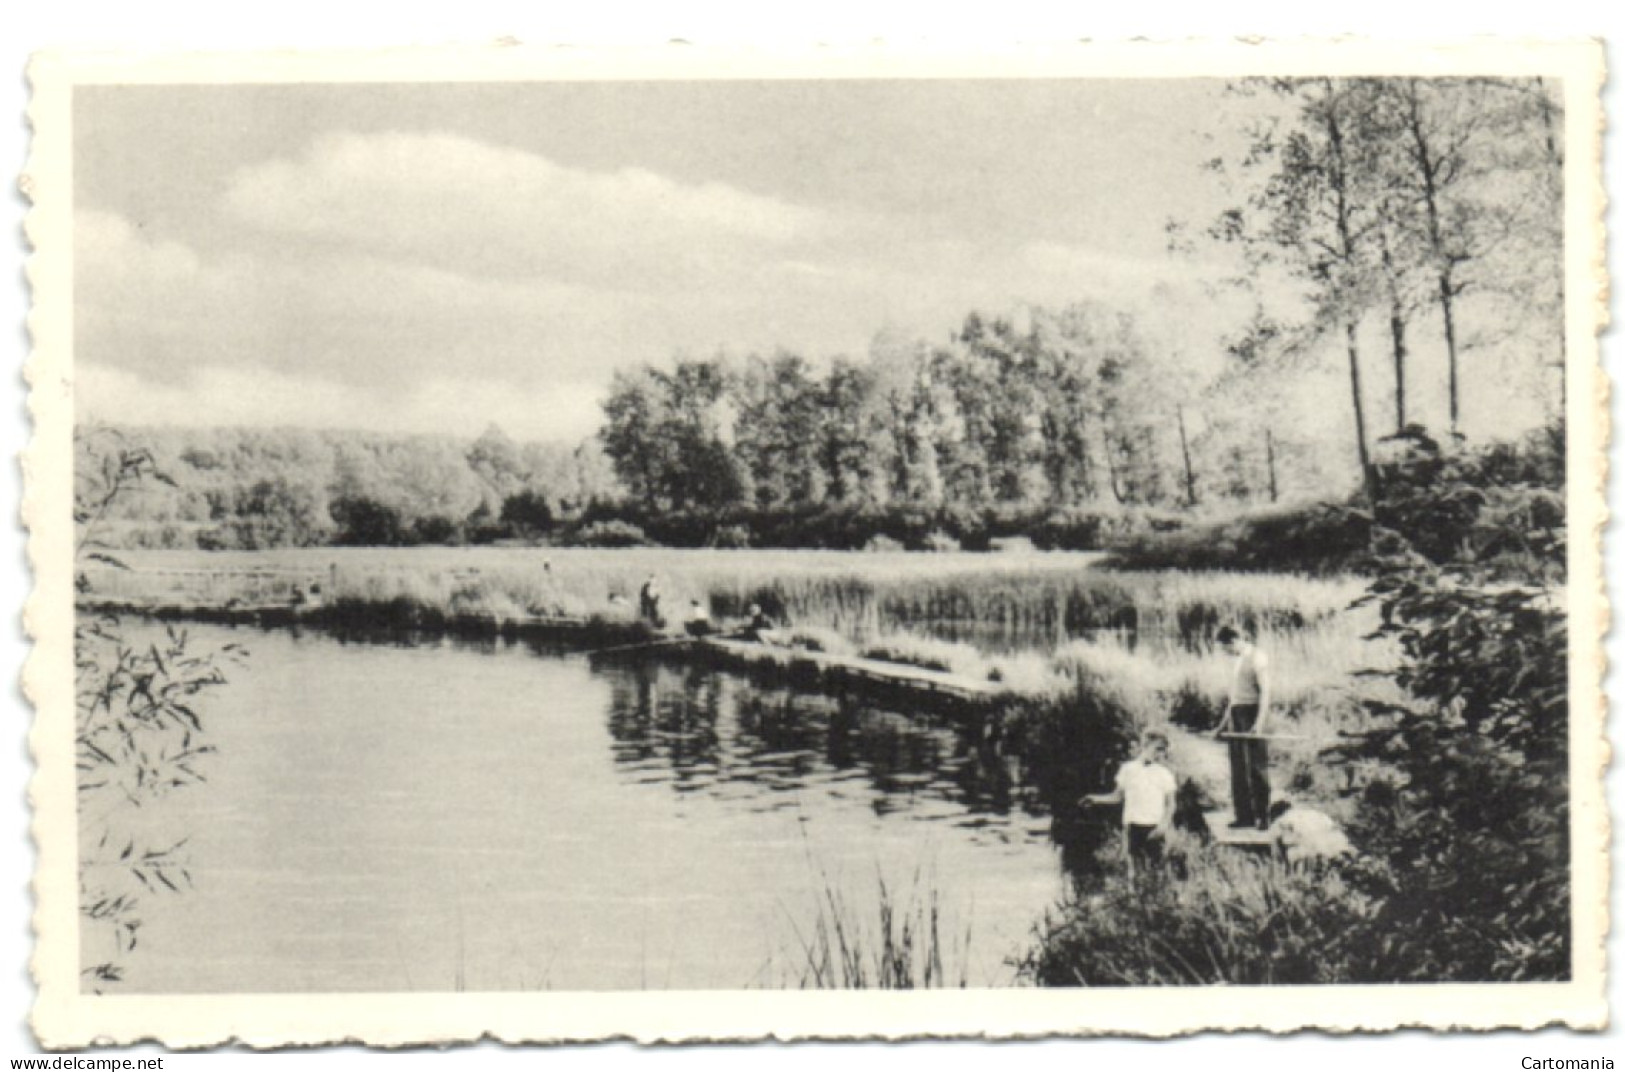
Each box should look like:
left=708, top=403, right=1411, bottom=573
left=638, top=574, right=664, bottom=628
left=1083, top=732, right=1177, bottom=869
left=1214, top=624, right=1272, bottom=830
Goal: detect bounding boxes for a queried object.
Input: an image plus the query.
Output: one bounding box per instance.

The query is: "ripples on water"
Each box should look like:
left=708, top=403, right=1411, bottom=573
left=98, top=623, right=1104, bottom=994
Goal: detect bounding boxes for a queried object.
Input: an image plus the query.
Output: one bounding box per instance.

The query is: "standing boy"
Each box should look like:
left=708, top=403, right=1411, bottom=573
left=1214, top=624, right=1272, bottom=830
left=1083, top=732, right=1177, bottom=867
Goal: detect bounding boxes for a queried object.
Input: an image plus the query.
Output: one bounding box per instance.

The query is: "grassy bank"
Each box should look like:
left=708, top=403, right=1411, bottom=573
left=83, top=546, right=1360, bottom=644
left=1100, top=500, right=1371, bottom=575
left=82, top=548, right=1376, bottom=742
left=1020, top=844, right=1377, bottom=985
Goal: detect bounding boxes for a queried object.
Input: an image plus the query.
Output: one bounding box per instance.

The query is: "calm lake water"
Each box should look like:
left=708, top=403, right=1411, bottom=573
left=101, top=623, right=1073, bottom=992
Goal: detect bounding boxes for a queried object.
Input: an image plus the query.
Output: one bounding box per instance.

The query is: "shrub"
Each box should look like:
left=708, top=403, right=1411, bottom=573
left=710, top=523, right=753, bottom=549
left=499, top=490, right=555, bottom=537
left=1020, top=848, right=1378, bottom=986
left=409, top=514, right=462, bottom=546
left=1326, top=427, right=1569, bottom=981
left=1101, top=501, right=1371, bottom=574
left=330, top=495, right=407, bottom=546
left=571, top=519, right=652, bottom=548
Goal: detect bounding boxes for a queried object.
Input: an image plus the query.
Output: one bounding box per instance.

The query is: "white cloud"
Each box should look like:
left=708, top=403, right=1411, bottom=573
left=221, top=131, right=826, bottom=288
left=77, top=362, right=608, bottom=443
left=74, top=154, right=1262, bottom=439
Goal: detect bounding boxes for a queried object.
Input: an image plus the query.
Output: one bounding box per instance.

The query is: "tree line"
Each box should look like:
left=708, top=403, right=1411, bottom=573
left=84, top=424, right=618, bottom=550
left=597, top=76, right=1563, bottom=531
left=90, top=77, right=1562, bottom=555
left=599, top=305, right=1335, bottom=526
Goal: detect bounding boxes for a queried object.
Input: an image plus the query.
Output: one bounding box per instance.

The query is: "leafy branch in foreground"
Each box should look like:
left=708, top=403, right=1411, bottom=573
left=75, top=429, right=241, bottom=990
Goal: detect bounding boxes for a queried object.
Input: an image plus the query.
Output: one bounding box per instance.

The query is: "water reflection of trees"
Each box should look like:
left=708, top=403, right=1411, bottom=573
left=597, top=660, right=1035, bottom=823
left=604, top=661, right=724, bottom=779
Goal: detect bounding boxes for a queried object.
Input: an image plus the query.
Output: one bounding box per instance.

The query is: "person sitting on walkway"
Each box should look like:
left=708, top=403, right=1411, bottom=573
left=741, top=603, right=781, bottom=644
left=683, top=599, right=714, bottom=638
left=1082, top=731, right=1178, bottom=870
left=1269, top=799, right=1353, bottom=865
left=1213, top=623, right=1273, bottom=831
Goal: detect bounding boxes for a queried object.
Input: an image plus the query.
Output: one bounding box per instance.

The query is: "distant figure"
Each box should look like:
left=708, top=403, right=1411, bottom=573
left=542, top=558, right=552, bottom=575
left=1214, top=624, right=1272, bottom=830
left=683, top=599, right=713, bottom=638
left=1083, top=731, right=1177, bottom=869
left=1270, top=800, right=1353, bottom=864
left=291, top=582, right=323, bottom=612
left=638, top=575, right=664, bottom=628
left=742, top=603, right=779, bottom=644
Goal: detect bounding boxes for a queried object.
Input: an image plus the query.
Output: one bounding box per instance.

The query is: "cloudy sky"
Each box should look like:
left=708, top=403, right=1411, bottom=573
left=74, top=79, right=1269, bottom=442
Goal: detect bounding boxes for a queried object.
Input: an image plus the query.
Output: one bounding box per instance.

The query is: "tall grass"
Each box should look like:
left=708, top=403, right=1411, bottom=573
left=85, top=551, right=1382, bottom=789
left=782, top=865, right=973, bottom=989
left=1020, top=843, right=1378, bottom=986
left=89, top=547, right=1363, bottom=645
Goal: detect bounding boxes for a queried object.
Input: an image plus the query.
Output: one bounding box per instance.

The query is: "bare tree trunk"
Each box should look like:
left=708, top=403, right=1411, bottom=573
left=1377, top=228, right=1409, bottom=431
left=1176, top=404, right=1199, bottom=507
left=1100, top=426, right=1126, bottom=505
left=1402, top=80, right=1464, bottom=435
left=1263, top=428, right=1279, bottom=503
left=1389, top=304, right=1408, bottom=431
left=1323, top=79, right=1378, bottom=501
left=1346, top=320, right=1376, bottom=500
left=1439, top=267, right=1461, bottom=434
left=1535, top=75, right=1566, bottom=413
left=1078, top=427, right=1095, bottom=502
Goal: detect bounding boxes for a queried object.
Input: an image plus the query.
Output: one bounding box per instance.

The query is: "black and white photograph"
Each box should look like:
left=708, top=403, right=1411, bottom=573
left=20, top=38, right=1608, bottom=1045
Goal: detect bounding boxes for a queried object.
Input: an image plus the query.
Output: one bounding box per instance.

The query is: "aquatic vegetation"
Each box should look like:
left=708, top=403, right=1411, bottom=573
left=1019, top=845, right=1379, bottom=986
left=782, top=864, right=973, bottom=989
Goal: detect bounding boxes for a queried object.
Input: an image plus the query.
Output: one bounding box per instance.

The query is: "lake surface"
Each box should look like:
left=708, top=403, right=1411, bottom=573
left=97, top=623, right=1072, bottom=992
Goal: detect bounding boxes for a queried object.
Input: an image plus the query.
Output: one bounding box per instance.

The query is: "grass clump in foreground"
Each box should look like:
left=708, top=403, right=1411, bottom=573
left=1019, top=846, right=1378, bottom=986
left=783, top=865, right=974, bottom=989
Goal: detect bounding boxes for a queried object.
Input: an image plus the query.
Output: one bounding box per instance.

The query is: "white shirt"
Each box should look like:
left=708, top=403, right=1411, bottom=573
left=1115, top=759, right=1177, bottom=827
left=1231, top=646, right=1268, bottom=704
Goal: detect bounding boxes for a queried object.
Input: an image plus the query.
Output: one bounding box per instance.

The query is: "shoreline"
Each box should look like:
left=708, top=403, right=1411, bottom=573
left=79, top=597, right=1017, bottom=715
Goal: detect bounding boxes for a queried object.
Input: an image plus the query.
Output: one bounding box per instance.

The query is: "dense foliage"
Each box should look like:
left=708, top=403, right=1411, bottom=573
left=597, top=312, right=1341, bottom=526
left=82, top=423, right=617, bottom=551
left=1022, top=427, right=1571, bottom=984
left=1332, top=425, right=1569, bottom=980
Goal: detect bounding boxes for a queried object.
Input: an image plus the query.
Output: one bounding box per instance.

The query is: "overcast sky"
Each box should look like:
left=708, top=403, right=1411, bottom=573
left=74, top=79, right=1274, bottom=442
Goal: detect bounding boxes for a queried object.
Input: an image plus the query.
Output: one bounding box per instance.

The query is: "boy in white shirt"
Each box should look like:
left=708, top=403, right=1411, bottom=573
left=1084, top=732, right=1178, bottom=868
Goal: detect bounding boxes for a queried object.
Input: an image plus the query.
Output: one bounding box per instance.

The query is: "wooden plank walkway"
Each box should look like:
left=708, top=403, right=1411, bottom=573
left=79, top=593, right=1008, bottom=709
left=1204, top=809, right=1278, bottom=849
left=698, top=636, right=1004, bottom=702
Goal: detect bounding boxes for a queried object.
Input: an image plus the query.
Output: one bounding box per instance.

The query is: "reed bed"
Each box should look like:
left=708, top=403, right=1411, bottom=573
left=1021, top=844, right=1376, bottom=986
left=86, top=549, right=1381, bottom=765
left=781, top=864, right=973, bottom=989
left=92, top=547, right=1363, bottom=644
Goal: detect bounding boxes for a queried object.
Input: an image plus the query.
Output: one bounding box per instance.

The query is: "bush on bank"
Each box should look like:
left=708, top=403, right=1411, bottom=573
left=1021, top=426, right=1570, bottom=985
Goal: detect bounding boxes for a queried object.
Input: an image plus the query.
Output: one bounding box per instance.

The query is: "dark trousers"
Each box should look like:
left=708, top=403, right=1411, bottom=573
left=1227, top=703, right=1271, bottom=827
left=1125, top=824, right=1163, bottom=865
